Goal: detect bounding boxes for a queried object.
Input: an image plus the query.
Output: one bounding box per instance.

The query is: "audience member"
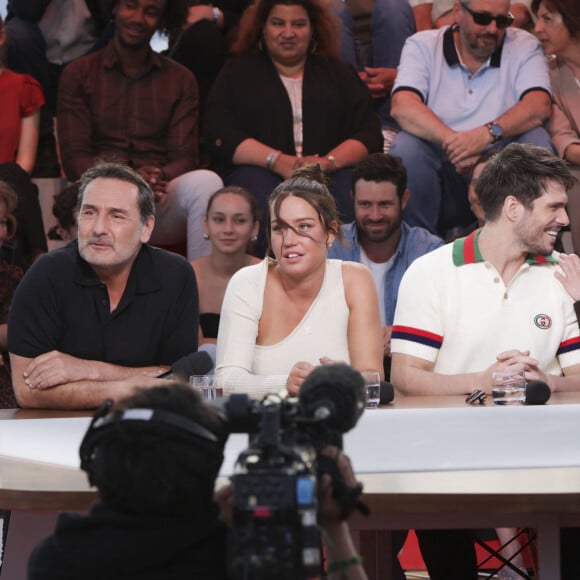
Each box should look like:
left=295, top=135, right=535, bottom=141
left=338, top=0, right=415, bottom=131
left=0, top=14, right=48, bottom=267
left=0, top=181, right=23, bottom=408
left=434, top=0, right=534, bottom=28
left=390, top=143, right=580, bottom=580
left=28, top=381, right=368, bottom=580
left=191, top=186, right=260, bottom=348
left=50, top=181, right=79, bottom=242
left=5, top=0, right=114, bottom=176
left=533, top=0, right=580, bottom=255
left=168, top=0, right=251, bottom=119
left=409, top=0, right=435, bottom=30
left=328, top=153, right=442, bottom=380
left=389, top=0, right=553, bottom=238
left=57, top=0, right=223, bottom=261
left=215, top=165, right=383, bottom=397
left=204, top=0, right=383, bottom=255
left=8, top=162, right=200, bottom=410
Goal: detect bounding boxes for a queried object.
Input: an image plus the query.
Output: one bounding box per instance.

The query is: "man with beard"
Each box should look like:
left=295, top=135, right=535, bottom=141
left=389, top=0, right=553, bottom=239
left=56, top=0, right=223, bottom=261
left=8, top=162, right=199, bottom=409
left=328, top=153, right=441, bottom=380
left=390, top=143, right=580, bottom=580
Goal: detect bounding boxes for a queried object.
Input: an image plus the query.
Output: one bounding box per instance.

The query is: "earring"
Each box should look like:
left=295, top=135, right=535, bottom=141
left=252, top=236, right=258, bottom=242
left=309, top=38, right=317, bottom=54
left=327, top=242, right=333, bottom=249
left=203, top=232, right=209, bottom=240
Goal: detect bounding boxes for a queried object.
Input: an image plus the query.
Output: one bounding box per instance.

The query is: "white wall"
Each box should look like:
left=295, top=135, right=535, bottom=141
left=0, top=0, right=7, bottom=19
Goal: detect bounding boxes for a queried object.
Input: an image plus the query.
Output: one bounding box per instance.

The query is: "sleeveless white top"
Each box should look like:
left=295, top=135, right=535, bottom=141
left=215, top=259, right=350, bottom=397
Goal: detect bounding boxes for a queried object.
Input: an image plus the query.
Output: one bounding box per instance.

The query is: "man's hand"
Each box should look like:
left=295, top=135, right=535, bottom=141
left=136, top=166, right=168, bottom=200
left=359, top=67, right=397, bottom=99
left=318, top=446, right=361, bottom=526
left=183, top=4, right=221, bottom=28
left=286, top=361, right=315, bottom=395
left=494, top=349, right=552, bottom=388
left=214, top=483, right=234, bottom=527
left=555, top=253, right=580, bottom=302
left=443, top=126, right=490, bottom=169
left=23, top=351, right=99, bottom=390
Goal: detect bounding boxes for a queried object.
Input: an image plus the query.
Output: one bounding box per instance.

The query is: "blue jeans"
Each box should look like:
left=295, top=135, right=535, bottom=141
left=338, top=0, right=415, bottom=127
left=389, top=127, right=555, bottom=235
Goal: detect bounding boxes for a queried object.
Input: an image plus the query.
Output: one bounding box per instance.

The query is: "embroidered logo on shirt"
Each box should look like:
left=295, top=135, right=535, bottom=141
left=534, top=314, right=552, bottom=329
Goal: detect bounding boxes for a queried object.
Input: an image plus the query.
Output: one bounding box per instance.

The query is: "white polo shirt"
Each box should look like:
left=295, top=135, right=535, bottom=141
left=391, top=231, right=580, bottom=376
left=392, top=25, right=550, bottom=131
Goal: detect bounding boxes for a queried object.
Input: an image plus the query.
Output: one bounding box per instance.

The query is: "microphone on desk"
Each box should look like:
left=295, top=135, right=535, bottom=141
left=525, top=380, right=551, bottom=405
left=158, top=351, right=214, bottom=380
left=380, top=381, right=395, bottom=404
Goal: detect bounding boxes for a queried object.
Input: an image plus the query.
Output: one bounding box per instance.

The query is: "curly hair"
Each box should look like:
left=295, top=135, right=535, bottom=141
left=112, top=0, right=189, bottom=36
left=232, top=0, right=341, bottom=60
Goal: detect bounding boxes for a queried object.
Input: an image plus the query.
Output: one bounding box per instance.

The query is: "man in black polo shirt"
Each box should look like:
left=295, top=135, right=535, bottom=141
left=8, top=162, right=198, bottom=409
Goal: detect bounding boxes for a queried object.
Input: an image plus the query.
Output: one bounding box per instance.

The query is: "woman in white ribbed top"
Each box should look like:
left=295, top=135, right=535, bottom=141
left=215, top=166, right=384, bottom=398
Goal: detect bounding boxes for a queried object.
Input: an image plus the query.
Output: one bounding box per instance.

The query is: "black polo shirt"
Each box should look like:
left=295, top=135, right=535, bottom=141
left=8, top=242, right=198, bottom=367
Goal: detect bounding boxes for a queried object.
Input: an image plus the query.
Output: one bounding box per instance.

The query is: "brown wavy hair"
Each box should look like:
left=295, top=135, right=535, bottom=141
left=231, top=0, right=341, bottom=60
left=266, top=164, right=343, bottom=255
left=531, top=0, right=580, bottom=38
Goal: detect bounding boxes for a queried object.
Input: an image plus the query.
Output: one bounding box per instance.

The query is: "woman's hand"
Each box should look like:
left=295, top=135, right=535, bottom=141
left=555, top=253, right=580, bottom=302
left=286, top=361, right=315, bottom=395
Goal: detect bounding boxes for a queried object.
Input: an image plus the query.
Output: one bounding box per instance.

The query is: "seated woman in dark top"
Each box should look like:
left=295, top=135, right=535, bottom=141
left=203, top=0, right=383, bottom=255
left=191, top=186, right=260, bottom=345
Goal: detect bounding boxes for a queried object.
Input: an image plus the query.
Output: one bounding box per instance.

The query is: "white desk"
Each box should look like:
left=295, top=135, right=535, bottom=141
left=2, top=394, right=580, bottom=579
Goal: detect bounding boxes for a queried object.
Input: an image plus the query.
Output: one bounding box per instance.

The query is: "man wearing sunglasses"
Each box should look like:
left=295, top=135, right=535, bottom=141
left=389, top=0, right=553, bottom=241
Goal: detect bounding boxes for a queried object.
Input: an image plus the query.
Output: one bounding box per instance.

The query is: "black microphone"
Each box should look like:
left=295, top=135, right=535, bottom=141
left=158, top=351, right=214, bottom=380
left=298, top=363, right=366, bottom=434
left=380, top=381, right=395, bottom=404
left=525, top=380, right=551, bottom=405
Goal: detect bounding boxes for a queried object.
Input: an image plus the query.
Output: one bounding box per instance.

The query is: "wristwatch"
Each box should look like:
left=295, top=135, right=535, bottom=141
left=487, top=122, right=504, bottom=144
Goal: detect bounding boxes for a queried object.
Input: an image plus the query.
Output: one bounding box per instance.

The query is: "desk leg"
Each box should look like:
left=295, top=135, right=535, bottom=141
left=358, top=530, right=393, bottom=580
left=536, top=514, right=561, bottom=580
left=1, top=511, right=58, bottom=580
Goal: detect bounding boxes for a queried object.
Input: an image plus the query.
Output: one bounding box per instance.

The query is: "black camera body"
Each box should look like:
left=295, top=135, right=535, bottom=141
left=221, top=363, right=367, bottom=580
left=226, top=396, right=323, bottom=579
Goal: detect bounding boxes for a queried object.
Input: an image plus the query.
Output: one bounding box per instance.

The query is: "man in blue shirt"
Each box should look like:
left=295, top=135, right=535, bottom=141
left=389, top=0, right=553, bottom=237
left=329, top=152, right=442, bottom=378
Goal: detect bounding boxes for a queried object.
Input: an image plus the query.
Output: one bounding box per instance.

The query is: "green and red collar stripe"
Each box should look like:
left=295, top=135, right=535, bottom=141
left=452, top=230, right=557, bottom=267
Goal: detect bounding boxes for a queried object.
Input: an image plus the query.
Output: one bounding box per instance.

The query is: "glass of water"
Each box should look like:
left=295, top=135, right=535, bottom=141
left=361, top=371, right=381, bottom=409
left=190, top=374, right=218, bottom=401
left=491, top=370, right=526, bottom=405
